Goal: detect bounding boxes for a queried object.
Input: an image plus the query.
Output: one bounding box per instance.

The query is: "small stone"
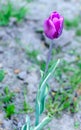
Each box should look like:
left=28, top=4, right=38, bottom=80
left=0, top=120, right=3, bottom=125
left=9, top=17, right=17, bottom=26
left=18, top=122, right=22, bottom=128
left=0, top=113, right=4, bottom=125
left=17, top=71, right=27, bottom=80
left=35, top=27, right=43, bottom=34
left=77, top=89, right=81, bottom=96
left=0, top=47, right=4, bottom=54
left=37, top=54, right=45, bottom=62
left=0, top=64, right=3, bottom=68
left=0, top=31, right=6, bottom=39
left=13, top=118, right=18, bottom=126
left=14, top=69, right=20, bottom=74
left=13, top=87, right=20, bottom=93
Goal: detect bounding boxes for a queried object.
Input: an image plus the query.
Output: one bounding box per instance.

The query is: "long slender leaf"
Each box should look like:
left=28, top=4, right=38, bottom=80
left=34, top=116, right=52, bottom=130
left=35, top=59, right=60, bottom=125
left=40, top=59, right=60, bottom=114
left=22, top=115, right=30, bottom=130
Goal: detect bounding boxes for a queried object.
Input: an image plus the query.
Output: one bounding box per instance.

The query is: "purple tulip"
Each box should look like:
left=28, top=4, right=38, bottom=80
left=44, top=11, right=64, bottom=39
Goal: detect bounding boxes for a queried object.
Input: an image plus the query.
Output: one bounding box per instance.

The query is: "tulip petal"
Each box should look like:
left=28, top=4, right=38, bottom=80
left=44, top=11, right=64, bottom=39
left=53, top=18, right=60, bottom=31
left=50, top=12, right=60, bottom=20
left=44, top=19, right=56, bottom=39
left=58, top=17, right=64, bottom=35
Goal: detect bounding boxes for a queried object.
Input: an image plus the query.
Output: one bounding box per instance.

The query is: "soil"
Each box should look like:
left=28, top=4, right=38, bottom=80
left=0, top=0, right=81, bottom=130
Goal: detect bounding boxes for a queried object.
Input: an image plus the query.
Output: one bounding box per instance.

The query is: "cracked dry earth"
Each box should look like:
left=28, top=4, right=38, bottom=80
left=0, top=0, right=81, bottom=130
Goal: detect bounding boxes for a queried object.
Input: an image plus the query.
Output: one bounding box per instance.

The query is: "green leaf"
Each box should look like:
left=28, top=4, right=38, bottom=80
left=5, top=104, right=15, bottom=117
left=74, top=121, right=80, bottom=129
left=26, top=115, right=30, bottom=130
left=40, top=84, right=49, bottom=114
left=4, top=86, right=10, bottom=94
left=0, top=70, right=5, bottom=82
left=22, top=115, right=30, bottom=130
left=39, top=59, right=60, bottom=114
left=22, top=125, right=27, bottom=130
left=34, top=116, right=52, bottom=130
left=35, top=59, right=60, bottom=125
left=39, top=59, right=60, bottom=90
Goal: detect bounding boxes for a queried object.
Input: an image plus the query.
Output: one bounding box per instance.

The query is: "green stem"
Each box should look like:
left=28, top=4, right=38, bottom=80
left=35, top=42, right=54, bottom=126
left=45, top=42, right=54, bottom=74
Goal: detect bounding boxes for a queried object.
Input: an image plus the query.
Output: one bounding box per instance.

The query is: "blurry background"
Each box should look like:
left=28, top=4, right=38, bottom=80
left=0, top=0, right=81, bottom=130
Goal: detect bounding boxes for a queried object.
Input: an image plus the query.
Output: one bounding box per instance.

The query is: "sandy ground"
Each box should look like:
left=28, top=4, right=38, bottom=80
left=0, top=0, right=81, bottom=129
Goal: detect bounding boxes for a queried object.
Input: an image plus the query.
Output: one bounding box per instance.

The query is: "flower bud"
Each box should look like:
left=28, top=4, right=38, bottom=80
left=44, top=11, right=64, bottom=39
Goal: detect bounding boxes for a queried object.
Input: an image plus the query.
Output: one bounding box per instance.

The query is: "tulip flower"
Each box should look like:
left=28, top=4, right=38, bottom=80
left=22, top=11, right=63, bottom=130
left=44, top=11, right=64, bottom=39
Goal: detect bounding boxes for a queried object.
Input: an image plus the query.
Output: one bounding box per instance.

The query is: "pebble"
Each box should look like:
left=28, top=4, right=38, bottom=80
left=0, top=31, right=6, bottom=40
left=9, top=17, right=17, bottom=26
left=14, top=69, right=20, bottom=74
left=0, top=64, right=3, bottom=68
left=0, top=113, right=4, bottom=126
left=0, top=47, right=4, bottom=54
left=17, top=71, right=27, bottom=80
left=13, top=87, right=21, bottom=93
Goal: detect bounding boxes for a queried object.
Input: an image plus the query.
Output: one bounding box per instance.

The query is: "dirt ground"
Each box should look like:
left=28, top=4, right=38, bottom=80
left=0, top=0, right=81, bottom=130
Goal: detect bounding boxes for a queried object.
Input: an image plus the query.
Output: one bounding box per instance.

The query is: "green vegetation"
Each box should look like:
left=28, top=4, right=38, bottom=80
left=74, top=121, right=80, bottom=129
left=0, top=86, right=33, bottom=118
left=5, top=104, right=15, bottom=118
left=23, top=100, right=33, bottom=113
left=0, top=86, right=15, bottom=117
left=23, top=88, right=33, bottom=113
left=26, top=47, right=81, bottom=115
left=64, top=16, right=80, bottom=29
left=46, top=88, right=78, bottom=116
left=22, top=59, right=60, bottom=130
left=0, top=69, right=5, bottom=82
left=52, top=47, right=62, bottom=55
left=26, top=48, right=46, bottom=71
left=26, top=47, right=62, bottom=71
left=26, top=46, right=81, bottom=117
left=76, top=28, right=81, bottom=36
left=3, top=86, right=15, bottom=103
left=46, top=58, right=81, bottom=116
left=26, top=49, right=40, bottom=63
left=26, top=0, right=32, bottom=2
left=0, top=0, right=28, bottom=26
